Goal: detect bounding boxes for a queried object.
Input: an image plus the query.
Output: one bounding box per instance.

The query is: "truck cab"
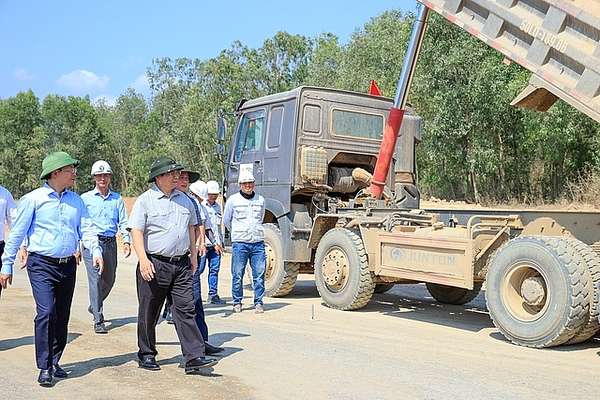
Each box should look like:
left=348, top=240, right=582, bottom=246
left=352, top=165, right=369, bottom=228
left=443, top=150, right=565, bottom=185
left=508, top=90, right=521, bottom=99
left=223, top=86, right=423, bottom=295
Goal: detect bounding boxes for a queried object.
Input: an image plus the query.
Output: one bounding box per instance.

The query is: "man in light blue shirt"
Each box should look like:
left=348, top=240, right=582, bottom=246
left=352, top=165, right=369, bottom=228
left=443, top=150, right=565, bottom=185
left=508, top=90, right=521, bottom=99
left=81, top=160, right=131, bottom=334
left=0, top=151, right=103, bottom=387
left=0, top=183, right=16, bottom=298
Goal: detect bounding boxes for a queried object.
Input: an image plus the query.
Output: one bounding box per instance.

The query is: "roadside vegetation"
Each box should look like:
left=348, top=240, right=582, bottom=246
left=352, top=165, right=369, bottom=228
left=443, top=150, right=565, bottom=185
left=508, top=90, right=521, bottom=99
left=1, top=11, right=598, bottom=205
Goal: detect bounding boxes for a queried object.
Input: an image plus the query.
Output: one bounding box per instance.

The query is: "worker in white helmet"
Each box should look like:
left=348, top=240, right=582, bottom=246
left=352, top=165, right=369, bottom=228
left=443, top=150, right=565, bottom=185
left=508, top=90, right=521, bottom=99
left=81, top=160, right=131, bottom=334
left=223, top=169, right=266, bottom=313
left=201, top=180, right=225, bottom=305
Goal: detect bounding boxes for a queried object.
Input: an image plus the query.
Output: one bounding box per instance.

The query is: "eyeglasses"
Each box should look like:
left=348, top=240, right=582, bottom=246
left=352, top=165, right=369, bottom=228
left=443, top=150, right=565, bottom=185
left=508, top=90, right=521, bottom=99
left=60, top=166, right=77, bottom=174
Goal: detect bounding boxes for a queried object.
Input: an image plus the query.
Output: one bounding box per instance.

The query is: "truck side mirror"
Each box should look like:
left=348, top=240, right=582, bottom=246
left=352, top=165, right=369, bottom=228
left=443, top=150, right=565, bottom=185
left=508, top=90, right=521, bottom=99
left=217, top=115, right=227, bottom=143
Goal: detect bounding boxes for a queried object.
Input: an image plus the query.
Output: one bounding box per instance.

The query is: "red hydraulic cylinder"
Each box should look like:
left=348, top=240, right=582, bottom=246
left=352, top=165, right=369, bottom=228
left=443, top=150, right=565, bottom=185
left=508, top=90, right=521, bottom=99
left=370, top=107, right=405, bottom=198
left=369, top=4, right=429, bottom=199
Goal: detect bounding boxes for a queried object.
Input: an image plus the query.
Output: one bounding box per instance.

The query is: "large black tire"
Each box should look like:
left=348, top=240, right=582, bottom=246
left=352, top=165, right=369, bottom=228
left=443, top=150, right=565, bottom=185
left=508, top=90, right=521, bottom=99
left=565, top=238, right=600, bottom=343
left=263, top=223, right=299, bottom=297
left=485, top=236, right=590, bottom=348
left=426, top=282, right=482, bottom=305
left=314, top=228, right=375, bottom=310
left=374, top=284, right=395, bottom=294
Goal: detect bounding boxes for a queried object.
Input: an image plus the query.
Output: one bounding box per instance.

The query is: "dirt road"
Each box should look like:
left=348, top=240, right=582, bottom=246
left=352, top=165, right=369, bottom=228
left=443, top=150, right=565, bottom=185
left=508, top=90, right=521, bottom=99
left=1, top=253, right=599, bottom=400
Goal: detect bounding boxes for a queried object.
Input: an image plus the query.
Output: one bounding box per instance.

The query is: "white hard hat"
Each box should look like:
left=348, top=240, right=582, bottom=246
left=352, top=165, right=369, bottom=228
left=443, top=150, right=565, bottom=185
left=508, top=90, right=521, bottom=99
left=206, top=180, right=220, bottom=194
left=238, top=169, right=255, bottom=184
left=189, top=180, right=208, bottom=199
left=91, top=160, right=112, bottom=176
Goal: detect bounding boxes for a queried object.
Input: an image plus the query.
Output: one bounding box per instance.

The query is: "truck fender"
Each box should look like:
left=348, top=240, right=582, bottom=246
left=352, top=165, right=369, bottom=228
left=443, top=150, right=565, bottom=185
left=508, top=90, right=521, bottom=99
left=308, top=215, right=340, bottom=249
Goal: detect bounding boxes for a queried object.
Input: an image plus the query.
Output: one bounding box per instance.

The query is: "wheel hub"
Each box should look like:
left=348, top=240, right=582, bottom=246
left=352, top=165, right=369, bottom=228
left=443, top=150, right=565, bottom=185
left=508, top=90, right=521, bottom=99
left=520, top=276, right=546, bottom=306
left=321, top=248, right=349, bottom=291
left=501, top=263, right=549, bottom=322
left=265, top=243, right=276, bottom=281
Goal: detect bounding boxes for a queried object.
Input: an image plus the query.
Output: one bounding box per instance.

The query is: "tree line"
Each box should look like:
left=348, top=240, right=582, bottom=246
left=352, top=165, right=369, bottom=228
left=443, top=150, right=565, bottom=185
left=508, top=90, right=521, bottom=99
left=1, top=11, right=598, bottom=203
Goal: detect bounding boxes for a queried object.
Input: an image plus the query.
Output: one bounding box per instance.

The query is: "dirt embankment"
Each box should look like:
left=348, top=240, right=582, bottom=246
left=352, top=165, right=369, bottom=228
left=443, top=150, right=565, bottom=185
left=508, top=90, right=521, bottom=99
left=421, top=197, right=600, bottom=212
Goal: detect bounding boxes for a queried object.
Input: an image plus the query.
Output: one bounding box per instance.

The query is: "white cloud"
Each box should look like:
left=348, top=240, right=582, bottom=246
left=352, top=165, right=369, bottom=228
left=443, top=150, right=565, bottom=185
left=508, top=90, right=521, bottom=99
left=93, top=94, right=117, bottom=107
left=14, top=68, right=35, bottom=81
left=57, top=69, right=109, bottom=93
left=131, top=73, right=150, bottom=93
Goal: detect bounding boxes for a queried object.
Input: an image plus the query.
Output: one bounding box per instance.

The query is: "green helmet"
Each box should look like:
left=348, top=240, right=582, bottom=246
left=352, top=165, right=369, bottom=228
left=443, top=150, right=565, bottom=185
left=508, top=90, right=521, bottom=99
left=40, top=151, right=80, bottom=180
left=148, top=156, right=183, bottom=183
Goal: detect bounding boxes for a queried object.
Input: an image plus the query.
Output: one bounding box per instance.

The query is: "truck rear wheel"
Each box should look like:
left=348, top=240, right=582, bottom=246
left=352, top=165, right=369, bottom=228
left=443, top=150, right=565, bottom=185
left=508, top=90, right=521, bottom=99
left=565, top=238, right=600, bottom=343
left=485, top=236, right=590, bottom=348
left=263, top=223, right=299, bottom=297
left=426, top=282, right=482, bottom=305
left=314, top=228, right=375, bottom=310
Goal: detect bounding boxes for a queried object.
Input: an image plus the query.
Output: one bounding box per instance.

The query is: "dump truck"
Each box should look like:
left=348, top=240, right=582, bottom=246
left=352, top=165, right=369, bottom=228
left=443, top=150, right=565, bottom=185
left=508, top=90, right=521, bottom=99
left=218, top=0, right=600, bottom=348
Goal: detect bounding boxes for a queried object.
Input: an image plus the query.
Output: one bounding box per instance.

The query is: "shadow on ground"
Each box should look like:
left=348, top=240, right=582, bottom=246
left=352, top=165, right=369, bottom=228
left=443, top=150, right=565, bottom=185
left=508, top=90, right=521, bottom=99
left=203, top=302, right=290, bottom=318
left=156, top=331, right=250, bottom=359
left=489, top=331, right=600, bottom=352
left=107, top=316, right=137, bottom=331
left=0, top=332, right=82, bottom=352
left=283, top=278, right=494, bottom=333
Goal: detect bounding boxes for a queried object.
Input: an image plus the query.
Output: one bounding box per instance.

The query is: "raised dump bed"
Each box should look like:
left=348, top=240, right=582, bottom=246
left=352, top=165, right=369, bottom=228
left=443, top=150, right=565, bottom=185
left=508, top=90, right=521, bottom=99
left=420, top=0, right=600, bottom=122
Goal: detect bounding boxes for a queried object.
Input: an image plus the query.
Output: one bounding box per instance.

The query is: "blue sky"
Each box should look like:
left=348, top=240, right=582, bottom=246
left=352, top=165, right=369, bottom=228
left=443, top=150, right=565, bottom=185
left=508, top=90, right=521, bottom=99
left=1, top=1, right=417, bottom=105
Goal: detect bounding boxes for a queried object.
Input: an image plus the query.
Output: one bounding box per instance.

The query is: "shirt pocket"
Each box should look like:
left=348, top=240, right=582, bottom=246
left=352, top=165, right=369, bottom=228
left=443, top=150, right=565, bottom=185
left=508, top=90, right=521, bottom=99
left=251, top=204, right=263, bottom=219
left=148, top=210, right=170, bottom=228
left=179, top=208, right=192, bottom=226
left=233, top=204, right=248, bottom=220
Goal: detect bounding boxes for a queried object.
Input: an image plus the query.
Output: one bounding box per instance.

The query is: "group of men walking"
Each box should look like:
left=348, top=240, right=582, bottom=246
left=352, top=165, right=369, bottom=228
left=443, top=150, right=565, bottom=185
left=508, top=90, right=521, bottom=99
left=0, top=151, right=268, bottom=387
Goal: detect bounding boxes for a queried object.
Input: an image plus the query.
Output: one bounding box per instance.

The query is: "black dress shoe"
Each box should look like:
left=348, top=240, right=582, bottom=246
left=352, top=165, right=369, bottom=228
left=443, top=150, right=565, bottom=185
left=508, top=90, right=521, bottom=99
left=184, top=357, right=218, bottom=374
left=138, top=355, right=161, bottom=371
left=53, top=364, right=68, bottom=378
left=37, top=369, right=54, bottom=387
left=205, top=343, right=224, bottom=355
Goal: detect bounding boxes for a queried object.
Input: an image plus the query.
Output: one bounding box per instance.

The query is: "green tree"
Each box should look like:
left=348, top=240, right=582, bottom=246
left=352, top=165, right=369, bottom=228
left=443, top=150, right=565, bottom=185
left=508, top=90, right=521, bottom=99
left=0, top=91, right=45, bottom=196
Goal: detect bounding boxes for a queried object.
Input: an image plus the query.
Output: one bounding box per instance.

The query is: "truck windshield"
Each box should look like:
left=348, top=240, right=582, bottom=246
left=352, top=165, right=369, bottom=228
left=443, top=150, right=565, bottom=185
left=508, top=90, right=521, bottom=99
left=233, top=110, right=265, bottom=162
left=331, top=109, right=384, bottom=140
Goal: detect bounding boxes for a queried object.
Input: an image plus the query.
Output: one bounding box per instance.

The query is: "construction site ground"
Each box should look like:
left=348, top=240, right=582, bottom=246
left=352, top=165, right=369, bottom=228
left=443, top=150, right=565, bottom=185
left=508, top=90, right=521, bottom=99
left=1, top=251, right=599, bottom=400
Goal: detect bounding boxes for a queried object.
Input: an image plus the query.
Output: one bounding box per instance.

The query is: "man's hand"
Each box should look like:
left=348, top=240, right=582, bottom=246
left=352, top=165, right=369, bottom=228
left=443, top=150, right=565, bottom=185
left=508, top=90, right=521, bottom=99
left=94, top=257, right=104, bottom=275
left=74, top=251, right=81, bottom=265
left=123, top=243, right=131, bottom=258
left=190, top=254, right=198, bottom=275
left=215, top=244, right=223, bottom=255
left=0, top=273, right=12, bottom=289
left=18, top=247, right=28, bottom=269
left=198, top=243, right=207, bottom=257
left=139, top=257, right=155, bottom=281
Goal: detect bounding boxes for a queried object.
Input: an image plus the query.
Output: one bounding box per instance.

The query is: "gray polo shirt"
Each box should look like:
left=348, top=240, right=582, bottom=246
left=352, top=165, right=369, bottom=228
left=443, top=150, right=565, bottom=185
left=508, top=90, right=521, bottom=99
left=128, top=184, right=198, bottom=257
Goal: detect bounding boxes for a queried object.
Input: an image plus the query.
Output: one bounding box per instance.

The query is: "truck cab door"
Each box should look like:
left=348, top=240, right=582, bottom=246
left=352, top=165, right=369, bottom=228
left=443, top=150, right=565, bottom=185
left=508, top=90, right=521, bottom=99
left=226, top=109, right=266, bottom=197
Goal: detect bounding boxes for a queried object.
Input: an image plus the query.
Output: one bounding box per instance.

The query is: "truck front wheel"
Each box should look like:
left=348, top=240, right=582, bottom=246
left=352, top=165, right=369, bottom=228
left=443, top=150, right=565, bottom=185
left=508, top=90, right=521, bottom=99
left=263, top=223, right=299, bottom=297
left=314, top=228, right=375, bottom=310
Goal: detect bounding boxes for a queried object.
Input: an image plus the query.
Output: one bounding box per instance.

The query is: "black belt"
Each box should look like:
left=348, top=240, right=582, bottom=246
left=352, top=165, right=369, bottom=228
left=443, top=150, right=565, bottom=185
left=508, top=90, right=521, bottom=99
left=30, top=252, right=75, bottom=265
left=98, top=235, right=116, bottom=243
left=148, top=253, right=189, bottom=263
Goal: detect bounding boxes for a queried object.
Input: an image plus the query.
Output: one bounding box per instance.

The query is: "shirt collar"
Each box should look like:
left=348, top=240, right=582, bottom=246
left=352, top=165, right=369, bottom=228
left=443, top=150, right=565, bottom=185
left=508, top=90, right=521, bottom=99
left=151, top=184, right=180, bottom=199
left=92, top=186, right=112, bottom=199
left=42, top=183, right=68, bottom=198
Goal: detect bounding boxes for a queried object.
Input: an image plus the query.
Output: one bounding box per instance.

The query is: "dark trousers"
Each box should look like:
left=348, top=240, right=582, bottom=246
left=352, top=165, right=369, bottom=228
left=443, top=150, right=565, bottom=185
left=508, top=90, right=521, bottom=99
left=83, top=237, right=118, bottom=323
left=0, top=241, right=4, bottom=298
left=26, top=253, right=76, bottom=370
left=192, top=256, right=208, bottom=341
left=136, top=255, right=205, bottom=362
